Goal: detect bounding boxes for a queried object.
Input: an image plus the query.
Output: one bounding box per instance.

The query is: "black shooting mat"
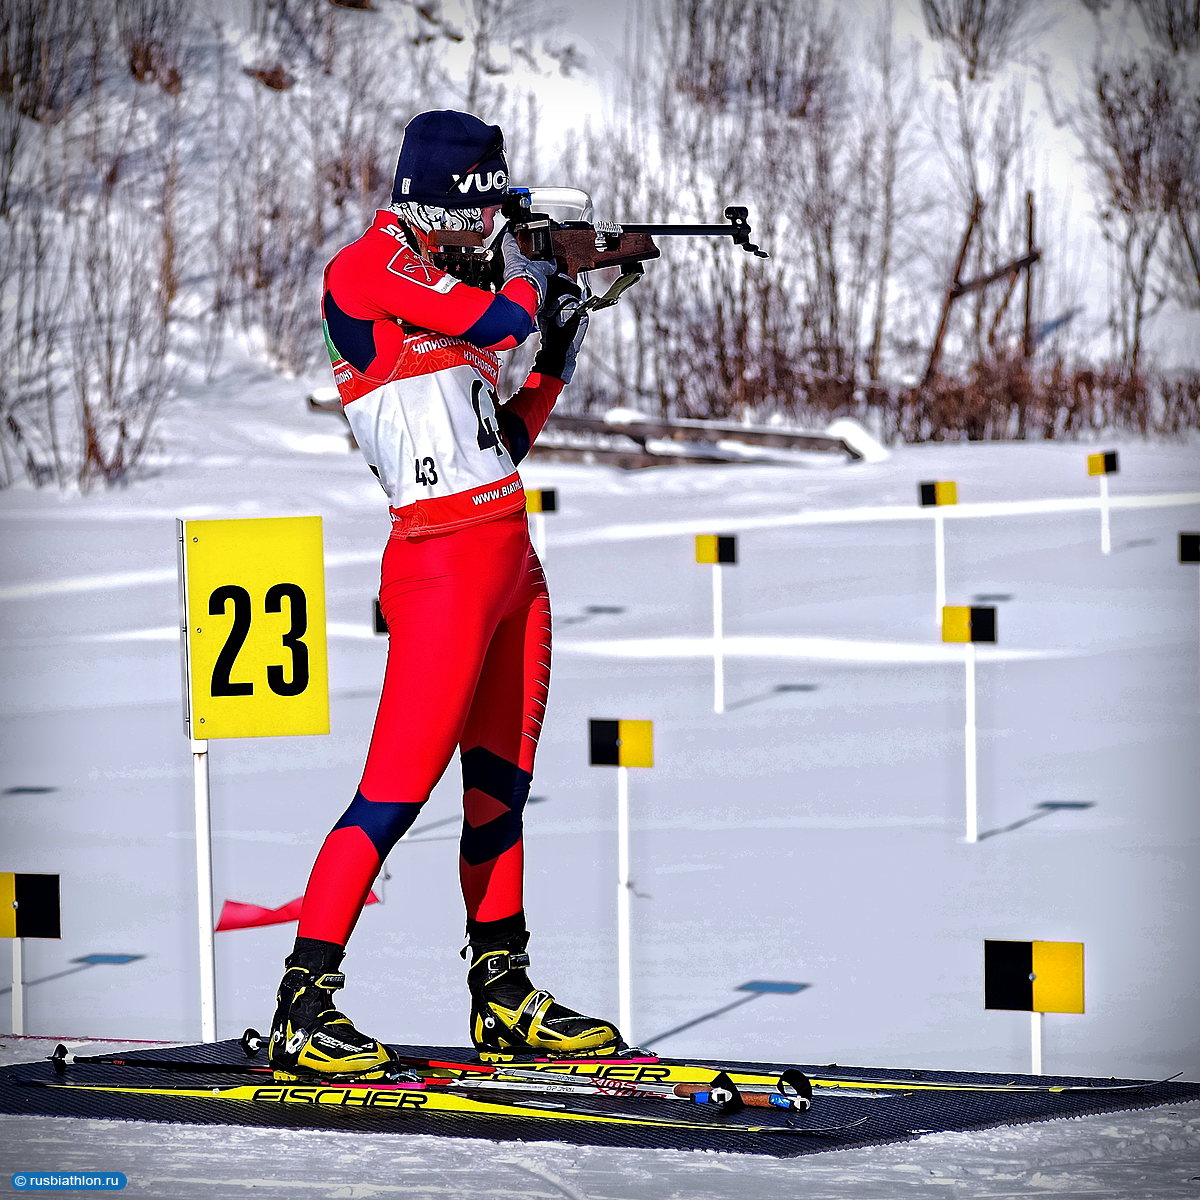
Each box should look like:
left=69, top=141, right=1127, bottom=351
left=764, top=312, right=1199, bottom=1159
left=1, top=1040, right=1196, bottom=1159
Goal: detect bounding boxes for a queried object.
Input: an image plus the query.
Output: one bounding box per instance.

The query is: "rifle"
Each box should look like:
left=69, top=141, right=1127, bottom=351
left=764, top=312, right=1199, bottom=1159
left=430, top=187, right=769, bottom=311
left=505, top=186, right=769, bottom=310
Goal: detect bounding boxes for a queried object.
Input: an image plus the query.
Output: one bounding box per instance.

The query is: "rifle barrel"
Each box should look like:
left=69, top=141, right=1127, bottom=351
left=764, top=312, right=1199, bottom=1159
left=619, top=224, right=741, bottom=237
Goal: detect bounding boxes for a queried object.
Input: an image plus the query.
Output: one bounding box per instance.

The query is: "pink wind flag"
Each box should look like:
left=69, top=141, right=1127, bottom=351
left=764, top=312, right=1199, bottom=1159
left=216, top=891, right=379, bottom=931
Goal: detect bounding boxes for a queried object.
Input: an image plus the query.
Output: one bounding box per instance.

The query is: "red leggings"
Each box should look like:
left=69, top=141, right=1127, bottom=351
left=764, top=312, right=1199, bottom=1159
left=297, top=510, right=550, bottom=945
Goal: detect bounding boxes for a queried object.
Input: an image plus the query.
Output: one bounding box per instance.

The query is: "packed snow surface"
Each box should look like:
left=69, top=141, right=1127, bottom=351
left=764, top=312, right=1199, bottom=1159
left=1, top=375, right=1198, bottom=1195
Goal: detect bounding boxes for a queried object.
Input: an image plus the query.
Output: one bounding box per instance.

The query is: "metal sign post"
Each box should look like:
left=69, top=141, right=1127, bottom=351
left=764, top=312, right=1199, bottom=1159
left=1181, top=533, right=1200, bottom=701
left=696, top=536, right=736, bottom=713
left=919, top=482, right=957, bottom=628
left=10, top=938, right=22, bottom=1035
left=526, top=489, right=557, bottom=562
left=963, top=641, right=979, bottom=844
left=191, top=737, right=216, bottom=1043
left=943, top=606, right=997, bottom=843
left=1087, top=452, right=1118, bottom=555
left=589, top=719, right=653, bottom=1045
left=711, top=564, right=725, bottom=714
left=178, top=516, right=330, bottom=1042
left=616, top=765, right=632, bottom=1038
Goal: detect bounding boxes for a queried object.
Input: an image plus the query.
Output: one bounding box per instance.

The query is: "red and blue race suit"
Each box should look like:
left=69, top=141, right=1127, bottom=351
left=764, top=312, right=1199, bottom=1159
left=298, top=211, right=565, bottom=945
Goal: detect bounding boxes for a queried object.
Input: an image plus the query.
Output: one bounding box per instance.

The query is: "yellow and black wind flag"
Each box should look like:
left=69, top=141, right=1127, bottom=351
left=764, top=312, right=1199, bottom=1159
left=985, top=939, right=1084, bottom=1013
left=526, top=489, right=558, bottom=514
left=589, top=719, right=653, bottom=768
left=1087, top=451, right=1119, bottom=476
left=0, top=873, right=60, bottom=938
left=919, top=481, right=957, bottom=506
left=942, top=606, right=997, bottom=643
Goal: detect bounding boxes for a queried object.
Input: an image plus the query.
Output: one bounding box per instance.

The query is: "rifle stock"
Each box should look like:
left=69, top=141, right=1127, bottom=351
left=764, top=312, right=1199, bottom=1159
left=514, top=225, right=661, bottom=278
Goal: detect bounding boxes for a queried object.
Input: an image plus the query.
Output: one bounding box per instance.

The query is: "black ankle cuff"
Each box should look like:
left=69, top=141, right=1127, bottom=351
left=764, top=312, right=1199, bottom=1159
left=466, top=912, right=528, bottom=950
left=287, top=937, right=346, bottom=974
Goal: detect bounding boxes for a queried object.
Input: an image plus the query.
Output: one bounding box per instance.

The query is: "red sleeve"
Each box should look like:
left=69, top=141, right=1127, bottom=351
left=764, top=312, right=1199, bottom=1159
left=327, top=232, right=539, bottom=352
left=496, top=372, right=564, bottom=464
left=507, top=373, right=563, bottom=442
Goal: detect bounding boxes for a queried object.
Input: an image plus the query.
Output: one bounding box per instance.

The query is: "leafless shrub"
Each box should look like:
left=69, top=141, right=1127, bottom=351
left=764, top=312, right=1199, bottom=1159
left=0, top=94, right=23, bottom=216
left=570, top=0, right=923, bottom=428
left=1080, top=52, right=1198, bottom=370
left=888, top=358, right=1198, bottom=442
left=71, top=82, right=146, bottom=205
left=1132, top=0, right=1200, bottom=54
left=0, top=197, right=70, bottom=486
left=200, top=21, right=240, bottom=380
left=147, top=91, right=185, bottom=319
left=0, top=0, right=108, bottom=122
left=114, top=0, right=187, bottom=93
left=464, top=0, right=519, bottom=111
left=305, top=26, right=402, bottom=238
left=247, top=0, right=337, bottom=75
left=917, top=0, right=1042, bottom=390
left=866, top=6, right=922, bottom=380
left=244, top=64, right=296, bottom=91
left=1157, top=371, right=1200, bottom=432
left=571, top=1, right=841, bottom=419
left=317, top=146, right=387, bottom=212
left=222, top=83, right=322, bottom=373
left=65, top=196, right=175, bottom=489
left=919, top=0, right=1038, bottom=82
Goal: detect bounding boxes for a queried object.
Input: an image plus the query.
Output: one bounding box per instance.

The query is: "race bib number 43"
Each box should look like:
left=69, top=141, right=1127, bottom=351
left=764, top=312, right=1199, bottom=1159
left=179, top=516, right=330, bottom=739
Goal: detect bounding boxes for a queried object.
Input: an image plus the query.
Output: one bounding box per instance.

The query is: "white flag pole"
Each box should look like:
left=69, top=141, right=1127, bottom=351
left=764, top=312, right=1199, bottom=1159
left=964, top=643, right=979, bottom=844
left=712, top=563, right=725, bottom=714
left=1030, top=1010, right=1044, bottom=1075
left=10, top=937, right=24, bottom=1035
left=1099, top=475, right=1111, bottom=555
left=616, top=765, right=632, bottom=1041
left=934, top=510, right=947, bottom=628
left=193, top=738, right=217, bottom=1042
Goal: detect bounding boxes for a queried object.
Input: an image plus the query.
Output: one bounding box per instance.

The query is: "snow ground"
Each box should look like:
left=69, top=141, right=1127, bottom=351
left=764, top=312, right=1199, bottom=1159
left=1, top=375, right=1198, bottom=1194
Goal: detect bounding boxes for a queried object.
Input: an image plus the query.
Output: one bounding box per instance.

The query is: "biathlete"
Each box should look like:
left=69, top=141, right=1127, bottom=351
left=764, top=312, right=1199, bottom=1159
left=268, top=110, right=622, bottom=1079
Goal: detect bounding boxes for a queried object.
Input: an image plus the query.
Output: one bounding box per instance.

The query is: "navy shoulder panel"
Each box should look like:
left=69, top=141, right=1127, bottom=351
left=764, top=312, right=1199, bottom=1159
left=323, top=289, right=378, bottom=372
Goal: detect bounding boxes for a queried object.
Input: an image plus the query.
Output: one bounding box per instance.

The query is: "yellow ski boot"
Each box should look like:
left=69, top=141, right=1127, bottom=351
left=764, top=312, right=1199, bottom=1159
left=268, top=943, right=393, bottom=1081
left=466, top=930, right=623, bottom=1059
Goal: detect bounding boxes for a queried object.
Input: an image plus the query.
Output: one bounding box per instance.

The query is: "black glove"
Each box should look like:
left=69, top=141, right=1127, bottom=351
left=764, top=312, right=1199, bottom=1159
left=533, top=272, right=589, bottom=384
left=499, top=230, right=557, bottom=306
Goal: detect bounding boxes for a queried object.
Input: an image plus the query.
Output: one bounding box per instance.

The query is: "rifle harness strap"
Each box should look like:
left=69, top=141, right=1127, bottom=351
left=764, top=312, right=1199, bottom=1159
left=583, top=263, right=645, bottom=312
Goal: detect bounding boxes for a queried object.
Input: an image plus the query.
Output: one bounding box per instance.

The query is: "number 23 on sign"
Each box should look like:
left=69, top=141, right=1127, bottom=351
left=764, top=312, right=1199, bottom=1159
left=178, top=516, right=330, bottom=739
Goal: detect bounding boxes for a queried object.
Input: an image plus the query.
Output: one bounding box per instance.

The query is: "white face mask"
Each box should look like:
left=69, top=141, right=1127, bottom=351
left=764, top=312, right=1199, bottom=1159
left=389, top=201, right=483, bottom=235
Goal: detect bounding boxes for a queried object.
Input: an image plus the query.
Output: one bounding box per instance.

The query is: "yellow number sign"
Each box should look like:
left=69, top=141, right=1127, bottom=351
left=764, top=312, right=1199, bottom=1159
left=179, top=517, right=330, bottom=739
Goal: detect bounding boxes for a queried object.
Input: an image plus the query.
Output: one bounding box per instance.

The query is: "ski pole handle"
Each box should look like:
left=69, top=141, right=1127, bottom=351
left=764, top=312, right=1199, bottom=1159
left=673, top=1083, right=809, bottom=1110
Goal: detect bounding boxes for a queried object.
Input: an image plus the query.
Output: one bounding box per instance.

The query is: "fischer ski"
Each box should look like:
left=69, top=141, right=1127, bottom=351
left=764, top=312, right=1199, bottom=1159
left=440, top=1065, right=813, bottom=1112
left=427, top=1051, right=1181, bottom=1098
left=15, top=1075, right=866, bottom=1136
left=48, top=1036, right=1175, bottom=1099
left=801, top=1070, right=1185, bottom=1096
left=47, top=1044, right=813, bottom=1113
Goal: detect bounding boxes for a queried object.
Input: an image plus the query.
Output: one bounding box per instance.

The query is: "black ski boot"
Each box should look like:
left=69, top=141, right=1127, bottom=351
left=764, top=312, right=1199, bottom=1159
left=465, top=921, right=623, bottom=1059
left=268, top=939, right=393, bottom=1080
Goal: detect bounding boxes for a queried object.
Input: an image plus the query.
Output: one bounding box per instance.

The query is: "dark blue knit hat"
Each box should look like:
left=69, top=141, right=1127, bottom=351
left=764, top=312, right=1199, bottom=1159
left=391, top=110, right=508, bottom=208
